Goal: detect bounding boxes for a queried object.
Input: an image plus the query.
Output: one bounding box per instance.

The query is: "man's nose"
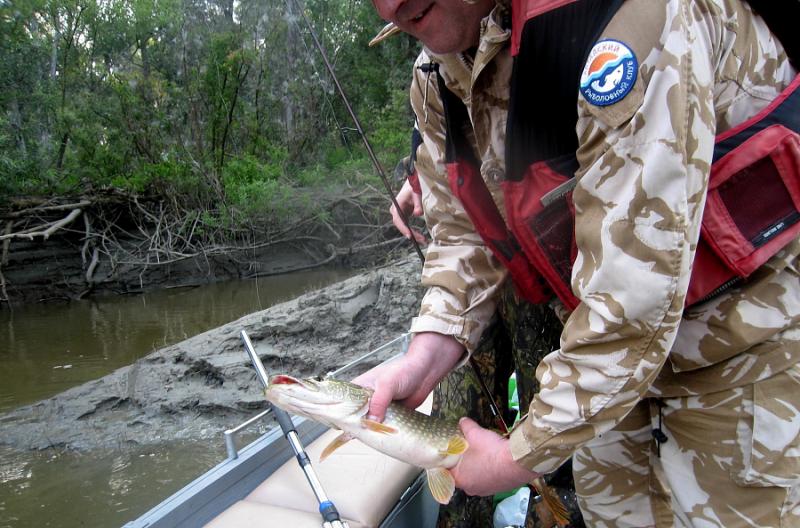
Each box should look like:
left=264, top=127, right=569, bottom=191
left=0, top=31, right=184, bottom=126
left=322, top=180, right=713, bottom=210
left=372, top=0, right=407, bottom=20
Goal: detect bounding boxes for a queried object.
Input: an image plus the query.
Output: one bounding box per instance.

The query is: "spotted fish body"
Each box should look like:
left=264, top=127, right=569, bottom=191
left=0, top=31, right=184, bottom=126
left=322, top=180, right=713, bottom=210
left=265, top=375, right=468, bottom=504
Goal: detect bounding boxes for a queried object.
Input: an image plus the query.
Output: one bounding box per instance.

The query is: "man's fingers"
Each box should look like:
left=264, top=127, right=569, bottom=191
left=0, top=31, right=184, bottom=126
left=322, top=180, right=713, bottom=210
left=367, top=380, right=392, bottom=422
left=412, top=192, right=423, bottom=216
left=391, top=205, right=427, bottom=243
left=390, top=204, right=412, bottom=237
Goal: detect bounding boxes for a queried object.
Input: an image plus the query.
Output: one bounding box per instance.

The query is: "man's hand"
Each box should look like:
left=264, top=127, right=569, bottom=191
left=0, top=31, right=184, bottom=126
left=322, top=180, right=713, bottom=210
left=352, top=332, right=463, bottom=421
left=390, top=179, right=426, bottom=244
left=451, top=418, right=540, bottom=496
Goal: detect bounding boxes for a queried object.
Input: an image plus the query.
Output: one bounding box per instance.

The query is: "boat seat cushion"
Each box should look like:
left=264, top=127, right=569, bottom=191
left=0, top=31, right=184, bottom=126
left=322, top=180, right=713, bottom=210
left=245, top=428, right=421, bottom=527
left=245, top=395, right=433, bottom=528
left=204, top=500, right=367, bottom=528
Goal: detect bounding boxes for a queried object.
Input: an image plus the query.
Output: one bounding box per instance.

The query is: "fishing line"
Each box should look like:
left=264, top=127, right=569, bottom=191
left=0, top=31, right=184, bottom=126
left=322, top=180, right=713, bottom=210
left=289, top=0, right=426, bottom=264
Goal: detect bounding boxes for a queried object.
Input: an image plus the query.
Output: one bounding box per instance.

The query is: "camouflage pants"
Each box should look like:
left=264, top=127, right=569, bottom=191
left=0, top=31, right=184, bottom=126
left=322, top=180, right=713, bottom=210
left=573, top=363, right=800, bottom=527
left=431, top=287, right=573, bottom=528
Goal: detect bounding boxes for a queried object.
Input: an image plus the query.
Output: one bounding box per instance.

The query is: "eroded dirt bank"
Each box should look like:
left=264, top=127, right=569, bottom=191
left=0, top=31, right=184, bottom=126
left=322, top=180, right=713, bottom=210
left=0, top=256, right=423, bottom=452
left=1, top=192, right=407, bottom=306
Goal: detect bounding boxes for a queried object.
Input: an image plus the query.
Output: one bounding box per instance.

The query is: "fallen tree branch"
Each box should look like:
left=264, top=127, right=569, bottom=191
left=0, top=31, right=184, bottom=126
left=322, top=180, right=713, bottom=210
left=85, top=247, right=100, bottom=284
left=243, top=243, right=338, bottom=279
left=345, top=236, right=406, bottom=254
left=1, top=200, right=91, bottom=219
left=0, top=208, right=83, bottom=241
left=1, top=221, right=11, bottom=266
left=0, top=267, right=7, bottom=305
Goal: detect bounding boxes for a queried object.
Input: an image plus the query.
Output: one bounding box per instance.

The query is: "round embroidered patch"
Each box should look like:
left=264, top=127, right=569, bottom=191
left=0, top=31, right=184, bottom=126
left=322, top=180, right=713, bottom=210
left=579, top=39, right=638, bottom=107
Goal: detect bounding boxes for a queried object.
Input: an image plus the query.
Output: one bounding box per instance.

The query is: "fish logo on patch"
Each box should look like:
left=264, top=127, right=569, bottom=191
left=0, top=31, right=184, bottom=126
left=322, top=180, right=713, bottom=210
left=580, top=39, right=638, bottom=107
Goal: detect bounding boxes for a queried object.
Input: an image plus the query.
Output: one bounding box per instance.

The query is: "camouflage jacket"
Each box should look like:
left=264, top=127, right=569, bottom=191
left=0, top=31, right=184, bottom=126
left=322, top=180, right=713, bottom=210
left=408, top=0, right=800, bottom=473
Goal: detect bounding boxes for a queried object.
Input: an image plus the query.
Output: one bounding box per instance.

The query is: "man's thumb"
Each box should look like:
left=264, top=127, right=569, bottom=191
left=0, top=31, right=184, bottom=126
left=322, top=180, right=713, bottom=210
left=458, top=417, right=481, bottom=438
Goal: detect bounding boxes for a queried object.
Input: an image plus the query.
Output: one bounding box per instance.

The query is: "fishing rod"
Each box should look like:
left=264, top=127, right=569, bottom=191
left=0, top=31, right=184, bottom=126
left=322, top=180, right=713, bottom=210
left=290, top=0, right=425, bottom=264
left=240, top=330, right=349, bottom=528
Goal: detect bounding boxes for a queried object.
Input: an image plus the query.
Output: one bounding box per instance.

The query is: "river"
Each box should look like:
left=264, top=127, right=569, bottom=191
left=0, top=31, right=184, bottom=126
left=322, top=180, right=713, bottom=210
left=0, top=267, right=357, bottom=528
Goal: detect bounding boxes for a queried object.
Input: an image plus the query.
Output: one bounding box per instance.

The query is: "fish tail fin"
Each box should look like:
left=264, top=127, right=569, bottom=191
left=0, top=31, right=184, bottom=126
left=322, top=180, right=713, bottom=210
left=426, top=468, right=455, bottom=505
left=532, top=477, right=571, bottom=527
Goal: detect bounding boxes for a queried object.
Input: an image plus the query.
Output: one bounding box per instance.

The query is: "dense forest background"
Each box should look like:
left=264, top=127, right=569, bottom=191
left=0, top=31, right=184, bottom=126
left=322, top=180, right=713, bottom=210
left=0, top=0, right=418, bottom=223
left=0, top=0, right=422, bottom=302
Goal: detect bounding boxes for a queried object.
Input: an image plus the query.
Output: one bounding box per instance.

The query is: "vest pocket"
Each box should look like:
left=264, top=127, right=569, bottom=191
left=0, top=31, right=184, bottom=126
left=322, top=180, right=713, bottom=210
left=702, top=124, right=800, bottom=280
left=732, top=364, right=800, bottom=488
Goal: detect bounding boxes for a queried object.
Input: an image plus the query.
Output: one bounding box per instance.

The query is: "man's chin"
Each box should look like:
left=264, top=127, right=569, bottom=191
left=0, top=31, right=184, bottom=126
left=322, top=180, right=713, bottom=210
left=423, top=40, right=468, bottom=55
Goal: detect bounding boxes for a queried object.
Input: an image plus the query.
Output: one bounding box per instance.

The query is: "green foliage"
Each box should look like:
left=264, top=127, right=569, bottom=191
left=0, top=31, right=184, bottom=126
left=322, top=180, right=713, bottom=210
left=0, top=0, right=419, bottom=228
left=110, top=159, right=199, bottom=197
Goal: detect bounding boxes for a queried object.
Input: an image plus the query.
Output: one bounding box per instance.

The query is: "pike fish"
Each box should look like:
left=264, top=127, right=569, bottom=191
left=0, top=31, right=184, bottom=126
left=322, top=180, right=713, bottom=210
left=265, top=374, right=468, bottom=505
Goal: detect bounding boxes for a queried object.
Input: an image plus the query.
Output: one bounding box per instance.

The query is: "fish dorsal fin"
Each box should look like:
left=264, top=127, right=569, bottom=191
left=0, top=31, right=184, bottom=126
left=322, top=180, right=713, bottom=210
left=320, top=433, right=353, bottom=462
left=360, top=417, right=398, bottom=434
left=440, top=435, right=469, bottom=456
left=426, top=468, right=455, bottom=505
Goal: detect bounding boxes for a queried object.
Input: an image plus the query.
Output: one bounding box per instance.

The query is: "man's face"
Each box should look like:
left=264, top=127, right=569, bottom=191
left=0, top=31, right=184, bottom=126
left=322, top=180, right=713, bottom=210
left=371, top=0, right=495, bottom=54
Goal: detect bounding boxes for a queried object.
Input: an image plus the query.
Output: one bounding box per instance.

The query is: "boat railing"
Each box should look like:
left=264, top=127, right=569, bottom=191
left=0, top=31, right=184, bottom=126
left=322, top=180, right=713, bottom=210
left=222, top=332, right=411, bottom=461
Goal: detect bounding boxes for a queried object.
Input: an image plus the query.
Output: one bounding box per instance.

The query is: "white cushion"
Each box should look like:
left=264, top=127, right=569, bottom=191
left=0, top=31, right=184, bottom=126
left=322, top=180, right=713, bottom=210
left=204, top=500, right=366, bottom=528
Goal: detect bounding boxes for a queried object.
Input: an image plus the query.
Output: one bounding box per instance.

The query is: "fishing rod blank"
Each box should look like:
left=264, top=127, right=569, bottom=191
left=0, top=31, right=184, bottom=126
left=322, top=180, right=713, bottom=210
left=290, top=0, right=425, bottom=265
left=240, top=330, right=349, bottom=528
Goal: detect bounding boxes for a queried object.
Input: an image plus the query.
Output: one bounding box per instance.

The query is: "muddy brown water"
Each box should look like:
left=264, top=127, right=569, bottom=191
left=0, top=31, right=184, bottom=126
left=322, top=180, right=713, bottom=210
left=0, top=267, right=357, bottom=528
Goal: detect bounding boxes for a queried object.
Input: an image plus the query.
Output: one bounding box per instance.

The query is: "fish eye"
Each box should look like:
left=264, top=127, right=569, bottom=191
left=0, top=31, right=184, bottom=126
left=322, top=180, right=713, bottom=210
left=313, top=375, right=324, bottom=382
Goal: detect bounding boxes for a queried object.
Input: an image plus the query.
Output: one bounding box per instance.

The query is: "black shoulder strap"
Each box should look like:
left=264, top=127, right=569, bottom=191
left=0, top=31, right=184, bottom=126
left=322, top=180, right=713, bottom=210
left=505, top=0, right=624, bottom=182
left=425, top=62, right=481, bottom=167
left=746, top=0, right=800, bottom=69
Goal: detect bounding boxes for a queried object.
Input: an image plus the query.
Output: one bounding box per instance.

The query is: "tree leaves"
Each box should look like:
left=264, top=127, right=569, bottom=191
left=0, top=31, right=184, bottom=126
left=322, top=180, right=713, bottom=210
left=1, top=0, right=420, bottom=214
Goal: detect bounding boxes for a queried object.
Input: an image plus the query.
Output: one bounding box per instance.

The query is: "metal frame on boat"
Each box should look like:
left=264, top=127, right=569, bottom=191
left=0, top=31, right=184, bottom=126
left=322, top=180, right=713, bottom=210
left=123, top=334, right=439, bottom=528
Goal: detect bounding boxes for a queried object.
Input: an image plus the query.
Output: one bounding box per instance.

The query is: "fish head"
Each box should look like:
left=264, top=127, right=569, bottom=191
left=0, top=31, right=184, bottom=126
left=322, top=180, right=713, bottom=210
left=265, top=375, right=371, bottom=425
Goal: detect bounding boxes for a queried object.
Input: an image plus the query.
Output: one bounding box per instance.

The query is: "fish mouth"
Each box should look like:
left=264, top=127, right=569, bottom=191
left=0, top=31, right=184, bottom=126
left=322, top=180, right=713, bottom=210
left=269, top=374, right=321, bottom=392
left=271, top=374, right=301, bottom=385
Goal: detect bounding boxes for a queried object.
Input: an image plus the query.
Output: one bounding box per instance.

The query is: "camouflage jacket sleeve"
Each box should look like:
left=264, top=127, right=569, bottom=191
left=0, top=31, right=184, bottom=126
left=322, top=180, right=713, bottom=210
left=408, top=52, right=507, bottom=352
left=509, top=0, right=796, bottom=473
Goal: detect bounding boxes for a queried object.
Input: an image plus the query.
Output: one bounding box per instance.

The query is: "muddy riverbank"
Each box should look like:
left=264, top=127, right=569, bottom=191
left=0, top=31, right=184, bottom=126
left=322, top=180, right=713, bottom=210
left=0, top=256, right=424, bottom=452
left=1, top=191, right=411, bottom=306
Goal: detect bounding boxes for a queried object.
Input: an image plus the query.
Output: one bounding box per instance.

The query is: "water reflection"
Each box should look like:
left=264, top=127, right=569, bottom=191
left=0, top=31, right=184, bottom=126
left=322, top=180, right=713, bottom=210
left=0, top=441, right=230, bottom=528
left=0, top=450, right=31, bottom=487
left=0, top=267, right=356, bottom=413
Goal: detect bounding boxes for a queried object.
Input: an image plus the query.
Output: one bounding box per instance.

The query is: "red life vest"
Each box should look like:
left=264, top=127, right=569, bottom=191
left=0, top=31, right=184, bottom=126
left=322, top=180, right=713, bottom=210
left=439, top=0, right=800, bottom=310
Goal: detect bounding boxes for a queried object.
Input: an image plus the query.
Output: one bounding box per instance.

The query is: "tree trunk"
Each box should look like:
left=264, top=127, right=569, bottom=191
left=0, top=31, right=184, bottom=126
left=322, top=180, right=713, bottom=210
left=50, top=22, right=59, bottom=80
left=282, top=0, right=297, bottom=139
left=55, top=132, right=70, bottom=171
left=9, top=97, right=27, bottom=157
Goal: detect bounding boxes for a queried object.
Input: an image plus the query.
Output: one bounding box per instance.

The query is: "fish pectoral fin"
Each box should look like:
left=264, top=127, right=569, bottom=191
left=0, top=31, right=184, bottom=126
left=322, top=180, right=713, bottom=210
left=320, top=433, right=353, bottom=462
left=360, top=418, right=398, bottom=434
left=440, top=435, right=469, bottom=456
left=426, top=468, right=455, bottom=505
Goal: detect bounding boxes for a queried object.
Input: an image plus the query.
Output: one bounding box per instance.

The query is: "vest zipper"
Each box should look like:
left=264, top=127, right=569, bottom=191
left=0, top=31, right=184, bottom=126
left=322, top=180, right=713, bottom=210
left=695, top=276, right=743, bottom=306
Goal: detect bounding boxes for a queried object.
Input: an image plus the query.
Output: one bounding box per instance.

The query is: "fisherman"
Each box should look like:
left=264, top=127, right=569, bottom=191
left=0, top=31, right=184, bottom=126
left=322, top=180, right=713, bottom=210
left=389, top=124, right=568, bottom=528
left=356, top=0, right=800, bottom=526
